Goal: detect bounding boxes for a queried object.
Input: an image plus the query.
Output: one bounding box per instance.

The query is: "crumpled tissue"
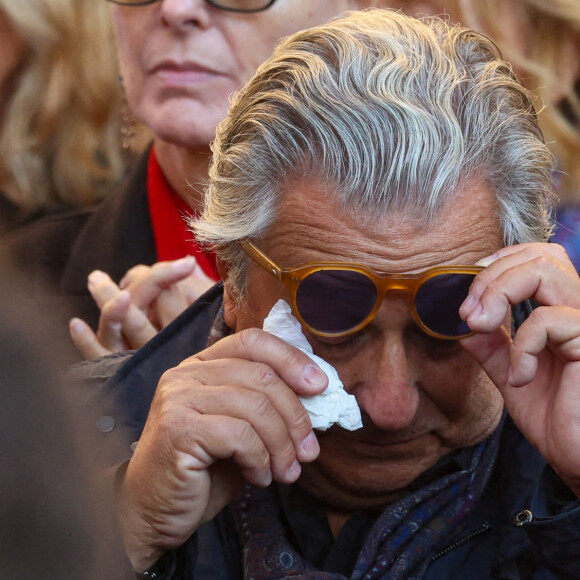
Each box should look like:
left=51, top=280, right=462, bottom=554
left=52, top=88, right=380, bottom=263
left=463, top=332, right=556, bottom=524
left=262, top=299, right=362, bottom=431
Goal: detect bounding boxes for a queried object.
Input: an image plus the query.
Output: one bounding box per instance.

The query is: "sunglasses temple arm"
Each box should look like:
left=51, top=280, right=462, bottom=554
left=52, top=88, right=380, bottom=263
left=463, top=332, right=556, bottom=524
left=239, top=240, right=283, bottom=280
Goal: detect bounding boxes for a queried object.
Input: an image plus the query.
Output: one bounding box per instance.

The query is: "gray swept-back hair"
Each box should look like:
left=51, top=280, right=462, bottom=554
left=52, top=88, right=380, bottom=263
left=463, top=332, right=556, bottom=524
left=193, top=8, right=556, bottom=296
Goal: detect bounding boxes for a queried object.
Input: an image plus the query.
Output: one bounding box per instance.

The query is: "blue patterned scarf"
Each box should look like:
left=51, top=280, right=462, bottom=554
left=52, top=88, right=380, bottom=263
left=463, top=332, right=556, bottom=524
left=232, top=423, right=502, bottom=580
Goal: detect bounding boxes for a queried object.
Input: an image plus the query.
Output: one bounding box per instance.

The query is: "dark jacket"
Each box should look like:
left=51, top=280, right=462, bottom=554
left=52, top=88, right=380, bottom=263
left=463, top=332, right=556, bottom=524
left=6, top=153, right=154, bottom=360
left=77, top=285, right=580, bottom=579
left=0, top=194, right=67, bottom=232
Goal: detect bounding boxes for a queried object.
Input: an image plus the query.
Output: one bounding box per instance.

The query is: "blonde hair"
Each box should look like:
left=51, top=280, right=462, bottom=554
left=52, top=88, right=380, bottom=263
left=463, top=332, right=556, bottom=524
left=0, top=0, right=126, bottom=215
left=444, top=0, right=580, bottom=201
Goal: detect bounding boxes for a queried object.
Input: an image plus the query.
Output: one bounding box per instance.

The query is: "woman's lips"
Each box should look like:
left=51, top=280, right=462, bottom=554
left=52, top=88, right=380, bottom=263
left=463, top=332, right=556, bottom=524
left=151, top=61, right=220, bottom=86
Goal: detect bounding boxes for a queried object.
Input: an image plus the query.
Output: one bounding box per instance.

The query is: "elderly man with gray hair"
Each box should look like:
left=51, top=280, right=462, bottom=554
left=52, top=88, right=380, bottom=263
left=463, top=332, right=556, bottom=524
left=97, top=8, right=580, bottom=579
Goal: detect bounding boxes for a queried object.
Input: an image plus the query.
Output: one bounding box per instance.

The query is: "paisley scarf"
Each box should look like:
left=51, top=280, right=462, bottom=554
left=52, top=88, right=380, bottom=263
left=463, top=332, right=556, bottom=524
left=232, top=424, right=502, bottom=580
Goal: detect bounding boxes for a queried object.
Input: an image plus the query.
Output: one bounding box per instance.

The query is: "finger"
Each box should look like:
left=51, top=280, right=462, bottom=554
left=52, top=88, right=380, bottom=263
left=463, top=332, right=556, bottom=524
left=89, top=270, right=157, bottom=349
left=461, top=250, right=580, bottom=333
left=469, top=244, right=580, bottom=306
left=462, top=260, right=540, bottom=332
left=151, top=272, right=216, bottom=328
left=509, top=306, right=580, bottom=386
left=69, top=317, right=112, bottom=359
left=182, top=384, right=313, bottom=482
left=171, top=358, right=319, bottom=464
left=87, top=270, right=124, bottom=309
left=116, top=303, right=159, bottom=349
left=195, top=328, right=329, bottom=397
left=118, top=263, right=150, bottom=289
left=178, top=269, right=216, bottom=305
left=460, top=325, right=512, bottom=390
left=191, top=261, right=215, bottom=282
left=152, top=283, right=190, bottom=329
left=135, top=400, right=274, bottom=489
left=476, top=243, right=577, bottom=274
left=95, top=291, right=132, bottom=352
left=121, top=257, right=198, bottom=310
left=168, top=414, right=275, bottom=488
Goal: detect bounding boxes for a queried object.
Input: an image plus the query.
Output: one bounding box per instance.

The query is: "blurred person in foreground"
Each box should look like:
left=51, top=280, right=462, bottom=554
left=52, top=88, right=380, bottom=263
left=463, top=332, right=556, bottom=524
left=8, top=0, right=385, bottom=362
left=0, top=249, right=133, bottom=579
left=0, top=0, right=127, bottom=228
left=84, top=9, right=580, bottom=579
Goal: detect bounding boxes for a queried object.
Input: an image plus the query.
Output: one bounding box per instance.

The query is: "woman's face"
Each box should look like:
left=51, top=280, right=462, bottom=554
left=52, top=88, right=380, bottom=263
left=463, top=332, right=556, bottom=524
left=113, top=0, right=361, bottom=150
left=0, top=9, right=27, bottom=118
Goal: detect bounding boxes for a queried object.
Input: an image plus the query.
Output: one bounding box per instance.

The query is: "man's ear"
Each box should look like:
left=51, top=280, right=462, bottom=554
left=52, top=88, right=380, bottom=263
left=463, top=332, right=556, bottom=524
left=222, top=282, right=239, bottom=331
left=217, top=259, right=239, bottom=331
left=216, top=257, right=229, bottom=284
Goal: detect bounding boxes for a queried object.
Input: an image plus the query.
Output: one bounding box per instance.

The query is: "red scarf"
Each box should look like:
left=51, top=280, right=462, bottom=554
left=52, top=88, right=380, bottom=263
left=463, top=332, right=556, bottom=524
left=147, top=148, right=219, bottom=281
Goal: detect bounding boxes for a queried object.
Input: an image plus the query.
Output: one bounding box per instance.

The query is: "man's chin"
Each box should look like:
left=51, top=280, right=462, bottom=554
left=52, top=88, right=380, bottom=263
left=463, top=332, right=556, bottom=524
left=297, top=452, right=440, bottom=513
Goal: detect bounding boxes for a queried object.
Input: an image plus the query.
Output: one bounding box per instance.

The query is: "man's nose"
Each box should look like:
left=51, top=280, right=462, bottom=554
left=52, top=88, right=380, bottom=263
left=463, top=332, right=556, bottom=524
left=351, top=332, right=420, bottom=431
left=348, top=296, right=421, bottom=431
left=160, top=0, right=212, bottom=32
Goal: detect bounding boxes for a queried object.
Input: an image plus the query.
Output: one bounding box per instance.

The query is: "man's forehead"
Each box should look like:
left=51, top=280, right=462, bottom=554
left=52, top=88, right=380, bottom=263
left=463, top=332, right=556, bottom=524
left=267, top=178, right=503, bottom=272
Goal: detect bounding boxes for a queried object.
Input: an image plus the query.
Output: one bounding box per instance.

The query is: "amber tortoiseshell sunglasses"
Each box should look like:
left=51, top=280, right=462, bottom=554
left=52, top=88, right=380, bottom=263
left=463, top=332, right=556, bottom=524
left=239, top=239, right=484, bottom=340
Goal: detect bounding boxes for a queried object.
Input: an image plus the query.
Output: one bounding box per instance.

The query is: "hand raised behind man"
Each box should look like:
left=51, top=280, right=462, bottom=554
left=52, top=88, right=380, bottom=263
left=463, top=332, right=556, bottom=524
left=70, top=256, right=215, bottom=359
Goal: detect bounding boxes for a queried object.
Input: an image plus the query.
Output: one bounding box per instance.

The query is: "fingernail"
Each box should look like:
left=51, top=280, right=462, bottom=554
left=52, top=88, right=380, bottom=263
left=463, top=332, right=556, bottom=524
left=467, top=303, right=484, bottom=321
left=263, top=469, right=273, bottom=486
left=173, top=256, right=195, bottom=271
left=303, top=364, right=326, bottom=386
left=475, top=252, right=500, bottom=267
left=301, top=432, right=320, bottom=456
left=69, top=318, right=84, bottom=335
left=287, top=460, right=301, bottom=480
left=88, top=270, right=107, bottom=286
left=460, top=294, right=477, bottom=315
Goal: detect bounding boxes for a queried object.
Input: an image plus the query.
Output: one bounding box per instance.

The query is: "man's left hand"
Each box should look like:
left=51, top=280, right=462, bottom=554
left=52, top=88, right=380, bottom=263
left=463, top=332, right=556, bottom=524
left=460, top=242, right=580, bottom=496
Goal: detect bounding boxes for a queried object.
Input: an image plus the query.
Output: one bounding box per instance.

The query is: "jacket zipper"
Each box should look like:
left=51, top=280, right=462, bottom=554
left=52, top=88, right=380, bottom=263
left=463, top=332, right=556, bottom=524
left=431, top=522, right=491, bottom=562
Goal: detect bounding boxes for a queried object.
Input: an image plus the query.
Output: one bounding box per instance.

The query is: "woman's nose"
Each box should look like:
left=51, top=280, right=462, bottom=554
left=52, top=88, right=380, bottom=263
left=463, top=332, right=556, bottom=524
left=159, top=0, right=213, bottom=32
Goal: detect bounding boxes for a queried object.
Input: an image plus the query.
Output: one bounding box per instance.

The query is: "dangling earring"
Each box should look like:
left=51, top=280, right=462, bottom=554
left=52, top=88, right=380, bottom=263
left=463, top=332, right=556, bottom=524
left=119, top=77, right=136, bottom=150
left=121, top=98, right=136, bottom=150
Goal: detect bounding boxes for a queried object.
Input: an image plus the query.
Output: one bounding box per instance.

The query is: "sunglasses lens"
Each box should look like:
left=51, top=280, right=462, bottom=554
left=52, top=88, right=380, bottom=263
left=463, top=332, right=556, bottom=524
left=296, top=270, right=377, bottom=334
left=415, top=273, right=476, bottom=337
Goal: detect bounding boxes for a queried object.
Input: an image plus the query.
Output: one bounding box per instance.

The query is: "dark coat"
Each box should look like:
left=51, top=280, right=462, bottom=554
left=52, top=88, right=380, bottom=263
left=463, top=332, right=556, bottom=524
left=0, top=194, right=65, bottom=232
left=77, top=285, right=580, bottom=579
left=6, top=153, right=154, bottom=360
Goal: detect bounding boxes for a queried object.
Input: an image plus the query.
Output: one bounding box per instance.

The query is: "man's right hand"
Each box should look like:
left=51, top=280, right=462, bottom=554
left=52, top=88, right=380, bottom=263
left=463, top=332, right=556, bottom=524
left=115, top=328, right=327, bottom=573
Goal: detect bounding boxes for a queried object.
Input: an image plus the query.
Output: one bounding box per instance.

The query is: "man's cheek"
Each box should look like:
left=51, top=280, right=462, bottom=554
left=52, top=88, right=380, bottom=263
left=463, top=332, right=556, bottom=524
left=418, top=354, right=484, bottom=416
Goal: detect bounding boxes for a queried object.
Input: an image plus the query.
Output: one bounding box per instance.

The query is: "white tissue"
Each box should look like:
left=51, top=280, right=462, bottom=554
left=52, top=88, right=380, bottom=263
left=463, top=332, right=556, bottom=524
left=262, top=299, right=362, bottom=431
